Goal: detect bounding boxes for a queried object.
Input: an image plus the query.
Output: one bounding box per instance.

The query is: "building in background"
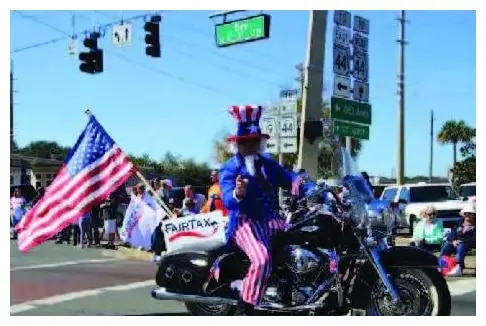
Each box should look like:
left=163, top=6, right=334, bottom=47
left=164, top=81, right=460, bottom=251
left=10, top=154, right=63, bottom=187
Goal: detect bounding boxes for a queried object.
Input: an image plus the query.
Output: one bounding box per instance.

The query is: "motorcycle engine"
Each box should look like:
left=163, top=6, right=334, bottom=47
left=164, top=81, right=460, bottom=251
left=264, top=245, right=335, bottom=306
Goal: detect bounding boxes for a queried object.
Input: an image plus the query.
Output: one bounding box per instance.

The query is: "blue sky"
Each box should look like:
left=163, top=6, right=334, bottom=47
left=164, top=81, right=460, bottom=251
left=10, top=10, right=475, bottom=177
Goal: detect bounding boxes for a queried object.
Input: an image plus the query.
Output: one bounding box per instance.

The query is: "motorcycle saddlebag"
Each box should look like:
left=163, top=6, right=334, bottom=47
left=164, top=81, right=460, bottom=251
left=155, top=249, right=223, bottom=295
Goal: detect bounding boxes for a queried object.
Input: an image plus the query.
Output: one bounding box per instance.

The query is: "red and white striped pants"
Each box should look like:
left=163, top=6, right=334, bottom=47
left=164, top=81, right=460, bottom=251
left=233, top=215, right=285, bottom=305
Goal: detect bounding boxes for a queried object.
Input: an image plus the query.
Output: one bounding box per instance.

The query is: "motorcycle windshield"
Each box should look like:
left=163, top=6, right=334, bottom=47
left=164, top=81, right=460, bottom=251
left=330, top=147, right=370, bottom=228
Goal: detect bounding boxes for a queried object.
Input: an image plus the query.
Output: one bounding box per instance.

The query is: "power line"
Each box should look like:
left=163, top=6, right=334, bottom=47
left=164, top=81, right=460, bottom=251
left=94, top=11, right=289, bottom=81
left=13, top=11, right=71, bottom=37
left=105, top=49, right=241, bottom=104
left=119, top=19, right=286, bottom=87
left=11, top=36, right=69, bottom=54
left=10, top=10, right=273, bottom=105
left=10, top=11, right=148, bottom=54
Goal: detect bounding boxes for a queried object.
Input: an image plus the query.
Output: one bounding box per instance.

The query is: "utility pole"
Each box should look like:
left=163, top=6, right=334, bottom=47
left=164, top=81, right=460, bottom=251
left=297, top=10, right=328, bottom=180
left=396, top=10, right=407, bottom=185
left=10, top=61, right=14, bottom=152
left=429, top=110, right=434, bottom=182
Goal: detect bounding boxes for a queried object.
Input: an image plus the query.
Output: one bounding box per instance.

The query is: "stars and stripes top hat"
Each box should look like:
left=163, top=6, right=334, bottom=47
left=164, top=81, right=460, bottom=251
left=227, top=105, right=270, bottom=142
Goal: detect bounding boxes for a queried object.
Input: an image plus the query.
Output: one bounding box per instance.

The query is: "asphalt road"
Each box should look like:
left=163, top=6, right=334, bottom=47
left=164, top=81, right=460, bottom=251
left=10, top=240, right=476, bottom=316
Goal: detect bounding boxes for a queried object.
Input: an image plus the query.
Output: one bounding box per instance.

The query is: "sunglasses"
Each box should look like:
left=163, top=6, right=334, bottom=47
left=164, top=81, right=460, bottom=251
left=238, top=139, right=260, bottom=146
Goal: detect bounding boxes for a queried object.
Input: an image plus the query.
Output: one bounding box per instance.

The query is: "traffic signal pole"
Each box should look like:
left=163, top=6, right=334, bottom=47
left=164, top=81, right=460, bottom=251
left=297, top=10, right=328, bottom=180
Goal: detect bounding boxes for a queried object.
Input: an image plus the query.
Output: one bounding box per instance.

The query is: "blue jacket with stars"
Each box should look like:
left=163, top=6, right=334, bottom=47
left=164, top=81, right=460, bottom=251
left=219, top=153, right=298, bottom=243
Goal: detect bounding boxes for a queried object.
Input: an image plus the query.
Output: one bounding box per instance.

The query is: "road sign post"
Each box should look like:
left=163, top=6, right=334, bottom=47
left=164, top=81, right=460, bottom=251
left=112, top=23, right=132, bottom=47
left=331, top=11, right=372, bottom=146
left=333, top=119, right=370, bottom=140
left=332, top=10, right=354, bottom=151
left=214, top=14, right=271, bottom=47
left=261, top=98, right=299, bottom=156
left=261, top=96, right=298, bottom=204
left=331, top=97, right=372, bottom=125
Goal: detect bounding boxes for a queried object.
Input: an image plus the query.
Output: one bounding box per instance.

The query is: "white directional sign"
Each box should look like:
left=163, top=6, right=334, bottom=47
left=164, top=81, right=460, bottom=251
left=353, top=32, right=369, bottom=53
left=333, top=25, right=350, bottom=47
left=266, top=138, right=280, bottom=154
left=333, top=75, right=351, bottom=98
left=279, top=101, right=297, bottom=115
left=280, top=114, right=298, bottom=138
left=279, top=137, right=298, bottom=154
left=353, top=80, right=369, bottom=103
left=334, top=10, right=351, bottom=28
left=353, top=16, right=370, bottom=35
left=353, top=50, right=369, bottom=82
left=333, top=45, right=351, bottom=77
left=263, top=104, right=279, bottom=117
left=112, top=23, right=132, bottom=47
left=262, top=100, right=298, bottom=154
left=261, top=117, right=278, bottom=137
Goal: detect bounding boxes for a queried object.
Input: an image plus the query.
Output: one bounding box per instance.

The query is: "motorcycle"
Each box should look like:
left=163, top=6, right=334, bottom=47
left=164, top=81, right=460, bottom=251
left=150, top=147, right=452, bottom=316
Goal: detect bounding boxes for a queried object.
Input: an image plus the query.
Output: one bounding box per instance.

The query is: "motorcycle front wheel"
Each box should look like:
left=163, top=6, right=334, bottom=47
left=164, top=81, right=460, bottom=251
left=366, top=268, right=451, bottom=316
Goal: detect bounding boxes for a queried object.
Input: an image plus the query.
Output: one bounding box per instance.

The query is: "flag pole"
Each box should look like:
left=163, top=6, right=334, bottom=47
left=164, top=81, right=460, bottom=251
left=84, top=108, right=176, bottom=219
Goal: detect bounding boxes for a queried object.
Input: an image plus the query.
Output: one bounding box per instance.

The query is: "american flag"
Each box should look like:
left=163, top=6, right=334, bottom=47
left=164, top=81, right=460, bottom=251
left=15, top=116, right=135, bottom=253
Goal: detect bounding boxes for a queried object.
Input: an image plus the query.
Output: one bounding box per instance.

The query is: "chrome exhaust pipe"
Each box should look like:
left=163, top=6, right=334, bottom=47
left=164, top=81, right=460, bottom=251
left=151, top=287, right=239, bottom=305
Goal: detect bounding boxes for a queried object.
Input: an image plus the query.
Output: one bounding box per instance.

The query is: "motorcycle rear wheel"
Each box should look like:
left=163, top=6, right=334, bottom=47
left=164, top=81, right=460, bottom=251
left=185, top=302, right=238, bottom=316
left=366, top=268, right=451, bottom=316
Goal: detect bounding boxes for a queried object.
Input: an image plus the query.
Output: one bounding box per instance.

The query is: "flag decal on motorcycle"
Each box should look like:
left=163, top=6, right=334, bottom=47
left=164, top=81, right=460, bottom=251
left=168, top=227, right=219, bottom=242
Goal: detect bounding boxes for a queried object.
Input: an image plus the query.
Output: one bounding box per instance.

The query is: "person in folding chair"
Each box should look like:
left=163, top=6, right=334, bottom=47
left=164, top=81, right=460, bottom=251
left=219, top=105, right=303, bottom=313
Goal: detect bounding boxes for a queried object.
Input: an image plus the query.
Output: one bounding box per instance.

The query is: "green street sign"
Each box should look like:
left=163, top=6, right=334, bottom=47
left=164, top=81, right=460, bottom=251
left=330, top=96, right=372, bottom=125
left=215, top=14, right=271, bottom=47
left=333, top=119, right=370, bottom=140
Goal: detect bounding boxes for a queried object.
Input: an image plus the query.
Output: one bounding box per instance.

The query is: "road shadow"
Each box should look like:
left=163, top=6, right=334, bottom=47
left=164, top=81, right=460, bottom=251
left=451, top=291, right=476, bottom=316
left=125, top=312, right=189, bottom=316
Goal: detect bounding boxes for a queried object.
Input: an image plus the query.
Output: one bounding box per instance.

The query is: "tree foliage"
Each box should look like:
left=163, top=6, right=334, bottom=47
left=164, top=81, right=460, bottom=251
left=15, top=140, right=212, bottom=187
left=452, top=156, right=475, bottom=188
left=437, top=120, right=475, bottom=165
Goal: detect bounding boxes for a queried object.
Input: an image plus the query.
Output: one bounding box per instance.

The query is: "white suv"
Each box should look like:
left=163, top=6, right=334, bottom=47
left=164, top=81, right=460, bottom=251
left=380, top=183, right=467, bottom=234
left=459, top=182, right=476, bottom=202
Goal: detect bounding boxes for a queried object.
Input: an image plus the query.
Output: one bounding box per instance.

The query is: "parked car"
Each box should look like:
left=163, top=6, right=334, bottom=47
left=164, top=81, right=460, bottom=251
left=459, top=182, right=475, bottom=201
left=372, top=184, right=389, bottom=199
left=380, top=182, right=467, bottom=234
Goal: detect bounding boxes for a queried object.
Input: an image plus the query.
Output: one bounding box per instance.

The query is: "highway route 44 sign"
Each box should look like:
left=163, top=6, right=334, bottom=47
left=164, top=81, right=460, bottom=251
left=279, top=101, right=297, bottom=115
left=112, top=23, right=132, bottom=47
left=353, top=80, right=369, bottom=103
left=333, top=25, right=350, bottom=47
left=333, top=75, right=351, bottom=98
left=261, top=117, right=278, bottom=137
left=263, top=104, right=279, bottom=117
left=353, top=50, right=369, bottom=82
left=280, top=114, right=298, bottom=137
left=353, top=32, right=368, bottom=53
left=333, top=45, right=351, bottom=77
left=279, top=137, right=298, bottom=154
left=334, top=10, right=351, bottom=28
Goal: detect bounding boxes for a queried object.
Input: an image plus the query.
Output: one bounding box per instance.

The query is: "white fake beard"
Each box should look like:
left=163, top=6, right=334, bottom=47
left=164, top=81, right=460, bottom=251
left=244, top=154, right=257, bottom=176
left=227, top=138, right=268, bottom=155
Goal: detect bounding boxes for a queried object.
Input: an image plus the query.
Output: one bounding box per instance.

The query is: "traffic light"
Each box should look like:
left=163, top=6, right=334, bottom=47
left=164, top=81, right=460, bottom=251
left=79, top=32, right=103, bottom=74
left=144, top=15, right=161, bottom=58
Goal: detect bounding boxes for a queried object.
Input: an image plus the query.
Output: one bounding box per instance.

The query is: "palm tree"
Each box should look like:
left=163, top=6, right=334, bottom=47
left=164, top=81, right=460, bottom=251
left=437, top=120, right=475, bottom=165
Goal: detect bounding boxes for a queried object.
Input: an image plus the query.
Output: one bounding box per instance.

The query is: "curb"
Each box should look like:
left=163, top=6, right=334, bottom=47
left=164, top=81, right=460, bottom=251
left=103, top=246, right=154, bottom=261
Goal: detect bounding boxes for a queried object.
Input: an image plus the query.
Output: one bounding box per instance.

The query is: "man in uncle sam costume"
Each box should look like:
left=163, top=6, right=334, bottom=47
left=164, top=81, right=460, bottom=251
left=219, top=105, right=303, bottom=309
